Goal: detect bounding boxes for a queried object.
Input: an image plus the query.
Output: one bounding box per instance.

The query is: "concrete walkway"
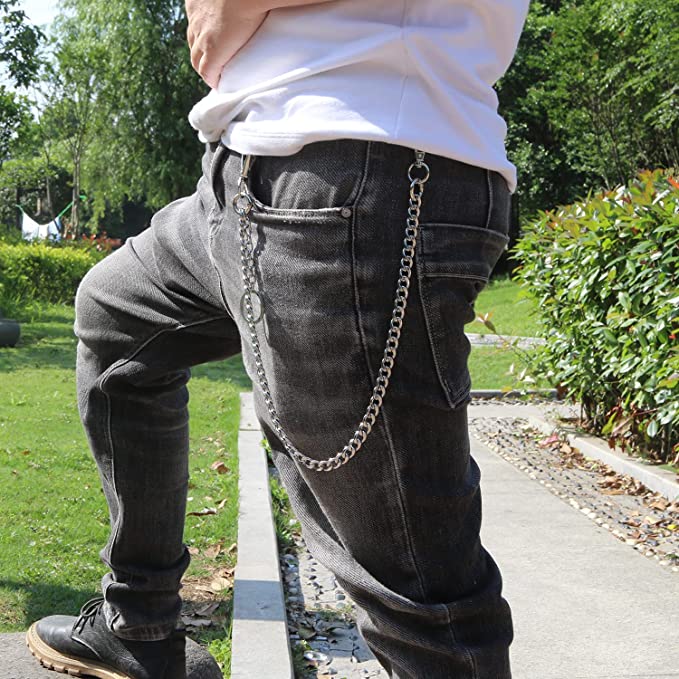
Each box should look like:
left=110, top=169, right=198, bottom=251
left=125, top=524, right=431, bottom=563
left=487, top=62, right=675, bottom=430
left=0, top=633, right=222, bottom=678
left=474, top=429, right=679, bottom=678
left=466, top=332, right=545, bottom=348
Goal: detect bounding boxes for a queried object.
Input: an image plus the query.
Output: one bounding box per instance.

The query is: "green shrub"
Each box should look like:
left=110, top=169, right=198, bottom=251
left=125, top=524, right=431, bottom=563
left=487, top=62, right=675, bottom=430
left=0, top=241, right=106, bottom=317
left=513, top=170, right=679, bottom=463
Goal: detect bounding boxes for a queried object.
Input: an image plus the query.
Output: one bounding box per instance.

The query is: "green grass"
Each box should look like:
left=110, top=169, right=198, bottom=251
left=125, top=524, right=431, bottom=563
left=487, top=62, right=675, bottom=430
left=470, top=275, right=541, bottom=337
left=0, top=303, right=250, bottom=676
left=468, top=346, right=549, bottom=391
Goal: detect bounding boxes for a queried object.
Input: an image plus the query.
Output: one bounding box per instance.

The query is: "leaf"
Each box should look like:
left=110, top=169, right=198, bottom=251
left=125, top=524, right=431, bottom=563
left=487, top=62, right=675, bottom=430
left=210, top=461, right=230, bottom=475
left=195, top=602, right=220, bottom=617
left=646, top=419, right=659, bottom=438
left=187, top=507, right=217, bottom=517
left=297, top=625, right=316, bottom=640
left=181, top=617, right=213, bottom=628
left=209, top=576, right=232, bottom=592
left=204, top=543, right=223, bottom=559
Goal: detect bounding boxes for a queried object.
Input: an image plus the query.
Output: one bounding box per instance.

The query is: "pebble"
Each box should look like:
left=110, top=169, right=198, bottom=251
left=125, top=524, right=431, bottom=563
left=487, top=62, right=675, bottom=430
left=280, top=536, right=387, bottom=678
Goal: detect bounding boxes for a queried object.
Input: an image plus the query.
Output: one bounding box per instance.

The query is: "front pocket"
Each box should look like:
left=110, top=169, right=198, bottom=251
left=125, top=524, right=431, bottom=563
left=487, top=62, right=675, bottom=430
left=245, top=140, right=369, bottom=219
left=416, top=223, right=509, bottom=409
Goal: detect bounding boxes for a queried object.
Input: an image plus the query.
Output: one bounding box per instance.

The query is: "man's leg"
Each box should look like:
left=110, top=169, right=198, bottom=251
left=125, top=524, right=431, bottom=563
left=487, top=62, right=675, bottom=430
left=209, top=140, right=514, bottom=678
left=27, top=144, right=242, bottom=678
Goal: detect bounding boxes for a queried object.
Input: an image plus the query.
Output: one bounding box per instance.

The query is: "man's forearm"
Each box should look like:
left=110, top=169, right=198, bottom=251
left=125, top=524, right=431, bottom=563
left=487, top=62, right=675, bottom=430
left=252, top=0, right=339, bottom=12
left=186, top=0, right=339, bottom=89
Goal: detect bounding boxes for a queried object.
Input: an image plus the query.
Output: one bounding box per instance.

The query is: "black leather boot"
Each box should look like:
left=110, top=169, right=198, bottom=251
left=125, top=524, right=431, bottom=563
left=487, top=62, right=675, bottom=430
left=26, top=597, right=186, bottom=679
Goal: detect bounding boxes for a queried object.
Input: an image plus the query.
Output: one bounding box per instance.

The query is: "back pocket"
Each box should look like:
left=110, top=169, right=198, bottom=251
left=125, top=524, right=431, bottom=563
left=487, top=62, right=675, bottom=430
left=416, top=223, right=509, bottom=409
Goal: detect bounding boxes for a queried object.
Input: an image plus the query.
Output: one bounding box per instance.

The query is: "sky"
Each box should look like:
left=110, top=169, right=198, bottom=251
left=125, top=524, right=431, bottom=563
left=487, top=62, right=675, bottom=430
left=19, top=0, right=59, bottom=29
left=1, top=1, right=58, bottom=90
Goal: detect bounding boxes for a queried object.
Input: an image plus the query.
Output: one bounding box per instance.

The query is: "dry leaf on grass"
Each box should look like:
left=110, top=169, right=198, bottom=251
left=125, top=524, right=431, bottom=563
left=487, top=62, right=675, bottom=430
left=186, top=507, right=217, bottom=517
left=210, top=461, right=230, bottom=474
left=204, top=543, right=223, bottom=559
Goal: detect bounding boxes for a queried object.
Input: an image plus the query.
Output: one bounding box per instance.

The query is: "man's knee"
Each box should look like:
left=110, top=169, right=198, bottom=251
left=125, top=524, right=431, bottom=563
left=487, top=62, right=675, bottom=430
left=74, top=249, right=128, bottom=346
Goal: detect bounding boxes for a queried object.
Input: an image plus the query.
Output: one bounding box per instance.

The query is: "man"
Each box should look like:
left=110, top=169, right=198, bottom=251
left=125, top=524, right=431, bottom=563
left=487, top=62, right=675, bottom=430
left=27, top=0, right=530, bottom=677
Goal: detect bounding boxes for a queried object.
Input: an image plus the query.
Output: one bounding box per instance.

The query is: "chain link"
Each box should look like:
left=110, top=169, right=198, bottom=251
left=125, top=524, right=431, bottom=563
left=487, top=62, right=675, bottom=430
left=233, top=150, right=430, bottom=471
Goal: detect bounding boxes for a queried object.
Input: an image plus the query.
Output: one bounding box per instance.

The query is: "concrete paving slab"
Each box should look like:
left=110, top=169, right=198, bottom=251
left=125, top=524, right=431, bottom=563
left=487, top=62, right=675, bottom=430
left=0, top=633, right=222, bottom=679
left=2, top=633, right=55, bottom=679
left=474, top=435, right=679, bottom=679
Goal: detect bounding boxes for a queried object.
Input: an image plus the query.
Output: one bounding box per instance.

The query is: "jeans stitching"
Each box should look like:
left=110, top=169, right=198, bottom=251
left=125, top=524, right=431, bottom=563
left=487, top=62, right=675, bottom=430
left=210, top=144, right=229, bottom=210
left=416, top=256, right=471, bottom=409
left=207, top=205, right=236, bottom=320
left=484, top=169, right=494, bottom=230
left=93, top=313, right=232, bottom=620
left=446, top=603, right=479, bottom=678
left=350, top=144, right=429, bottom=605
left=423, top=272, right=490, bottom=283
left=96, top=314, right=232, bottom=391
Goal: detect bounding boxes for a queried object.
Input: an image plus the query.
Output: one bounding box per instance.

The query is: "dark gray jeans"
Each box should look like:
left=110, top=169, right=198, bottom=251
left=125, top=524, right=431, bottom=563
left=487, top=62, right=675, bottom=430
left=74, top=139, right=514, bottom=678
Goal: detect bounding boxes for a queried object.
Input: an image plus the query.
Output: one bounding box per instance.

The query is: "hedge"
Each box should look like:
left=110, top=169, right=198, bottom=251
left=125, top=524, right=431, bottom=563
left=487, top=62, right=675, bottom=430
left=513, top=170, right=679, bottom=464
left=0, top=242, right=106, bottom=316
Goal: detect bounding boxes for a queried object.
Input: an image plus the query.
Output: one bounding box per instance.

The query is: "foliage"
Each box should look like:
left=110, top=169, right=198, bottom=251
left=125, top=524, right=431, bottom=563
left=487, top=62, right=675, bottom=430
left=499, top=0, right=679, bottom=220
left=0, top=155, right=71, bottom=233
left=50, top=0, right=206, bottom=224
left=269, top=473, right=300, bottom=554
left=0, top=0, right=44, bottom=163
left=513, top=170, right=679, bottom=463
left=0, top=242, right=105, bottom=315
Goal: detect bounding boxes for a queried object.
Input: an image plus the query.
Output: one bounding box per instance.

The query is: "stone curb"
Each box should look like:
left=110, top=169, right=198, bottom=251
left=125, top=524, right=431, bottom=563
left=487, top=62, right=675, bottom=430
left=466, top=332, right=545, bottom=348
left=230, top=393, right=293, bottom=679
left=526, top=413, right=679, bottom=502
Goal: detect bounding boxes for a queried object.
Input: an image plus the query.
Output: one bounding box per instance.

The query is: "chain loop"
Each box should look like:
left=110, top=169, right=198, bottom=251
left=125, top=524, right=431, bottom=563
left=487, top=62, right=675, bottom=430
left=234, top=150, right=429, bottom=471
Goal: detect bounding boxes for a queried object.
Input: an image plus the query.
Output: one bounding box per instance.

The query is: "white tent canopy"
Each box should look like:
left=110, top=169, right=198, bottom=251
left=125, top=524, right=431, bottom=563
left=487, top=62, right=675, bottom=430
left=20, top=210, right=62, bottom=241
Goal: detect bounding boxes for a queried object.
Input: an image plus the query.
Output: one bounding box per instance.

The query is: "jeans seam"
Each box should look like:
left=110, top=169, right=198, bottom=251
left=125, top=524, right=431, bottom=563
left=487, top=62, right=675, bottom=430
left=484, top=169, right=494, bottom=229
left=416, top=256, right=470, bottom=409
left=446, top=604, right=479, bottom=678
left=210, top=144, right=229, bottom=210
left=94, top=313, right=232, bottom=584
left=207, top=204, right=236, bottom=320
left=350, top=143, right=429, bottom=605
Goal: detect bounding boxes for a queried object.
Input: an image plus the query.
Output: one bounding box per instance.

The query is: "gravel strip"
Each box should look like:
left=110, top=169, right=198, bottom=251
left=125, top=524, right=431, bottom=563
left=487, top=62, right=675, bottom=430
left=469, top=417, right=679, bottom=572
left=281, top=541, right=387, bottom=678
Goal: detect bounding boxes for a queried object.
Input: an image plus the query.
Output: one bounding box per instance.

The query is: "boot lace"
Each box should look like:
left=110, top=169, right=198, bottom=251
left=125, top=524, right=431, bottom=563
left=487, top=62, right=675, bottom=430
left=73, top=596, right=105, bottom=634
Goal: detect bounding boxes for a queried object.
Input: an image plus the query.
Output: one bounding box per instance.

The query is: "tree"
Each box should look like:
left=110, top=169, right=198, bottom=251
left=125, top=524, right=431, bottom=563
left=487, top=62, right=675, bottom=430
left=53, top=0, right=207, bottom=227
left=498, top=0, right=679, bottom=222
left=0, top=0, right=44, bottom=165
left=40, top=30, right=101, bottom=237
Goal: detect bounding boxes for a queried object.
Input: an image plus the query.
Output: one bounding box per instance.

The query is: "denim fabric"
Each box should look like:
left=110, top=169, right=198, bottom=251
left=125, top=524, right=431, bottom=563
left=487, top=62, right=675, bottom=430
left=73, top=139, right=514, bottom=677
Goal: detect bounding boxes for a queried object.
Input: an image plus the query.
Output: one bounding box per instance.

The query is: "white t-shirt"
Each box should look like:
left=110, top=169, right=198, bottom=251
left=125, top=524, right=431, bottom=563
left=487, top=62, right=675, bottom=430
left=188, top=0, right=529, bottom=191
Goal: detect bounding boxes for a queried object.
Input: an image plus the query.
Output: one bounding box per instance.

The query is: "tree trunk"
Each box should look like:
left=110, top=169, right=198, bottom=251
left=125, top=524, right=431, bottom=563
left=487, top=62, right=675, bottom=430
left=46, top=176, right=54, bottom=221
left=71, top=157, right=80, bottom=239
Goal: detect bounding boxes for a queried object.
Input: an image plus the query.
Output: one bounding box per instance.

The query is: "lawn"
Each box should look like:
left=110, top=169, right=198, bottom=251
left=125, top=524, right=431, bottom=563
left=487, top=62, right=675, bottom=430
left=0, top=303, right=249, bottom=673
left=470, top=275, right=541, bottom=337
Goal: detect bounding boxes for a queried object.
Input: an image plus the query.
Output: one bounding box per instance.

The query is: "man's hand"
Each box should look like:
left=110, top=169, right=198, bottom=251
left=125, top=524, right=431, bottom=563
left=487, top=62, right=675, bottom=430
left=185, top=0, right=269, bottom=89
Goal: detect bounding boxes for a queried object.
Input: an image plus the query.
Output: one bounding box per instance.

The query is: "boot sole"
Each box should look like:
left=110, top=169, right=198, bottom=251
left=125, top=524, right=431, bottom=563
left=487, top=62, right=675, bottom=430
left=26, top=623, right=130, bottom=679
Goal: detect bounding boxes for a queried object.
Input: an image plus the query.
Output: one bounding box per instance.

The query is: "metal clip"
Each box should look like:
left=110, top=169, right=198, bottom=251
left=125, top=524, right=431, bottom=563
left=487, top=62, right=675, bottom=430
left=240, top=154, right=253, bottom=181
